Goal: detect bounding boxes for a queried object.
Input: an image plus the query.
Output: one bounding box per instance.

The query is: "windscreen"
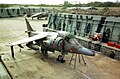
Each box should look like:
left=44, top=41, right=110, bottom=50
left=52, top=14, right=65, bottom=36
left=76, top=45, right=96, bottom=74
left=68, top=38, right=81, bottom=46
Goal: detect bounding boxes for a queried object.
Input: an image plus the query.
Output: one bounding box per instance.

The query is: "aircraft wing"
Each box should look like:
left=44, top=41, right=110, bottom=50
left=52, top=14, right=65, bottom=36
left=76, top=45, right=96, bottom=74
left=7, top=33, right=48, bottom=46
left=31, top=12, right=42, bottom=17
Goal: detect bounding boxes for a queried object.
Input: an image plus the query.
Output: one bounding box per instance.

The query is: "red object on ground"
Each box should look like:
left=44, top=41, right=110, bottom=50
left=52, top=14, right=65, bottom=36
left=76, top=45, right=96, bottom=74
left=88, top=37, right=92, bottom=40
left=115, top=44, right=120, bottom=49
left=107, top=42, right=115, bottom=47
left=97, top=34, right=101, bottom=39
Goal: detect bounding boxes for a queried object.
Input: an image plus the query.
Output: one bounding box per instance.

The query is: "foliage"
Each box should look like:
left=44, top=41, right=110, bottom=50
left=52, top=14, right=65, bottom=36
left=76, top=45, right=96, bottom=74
left=0, top=4, right=11, bottom=8
left=63, top=1, right=120, bottom=7
left=63, top=1, right=73, bottom=9
left=0, top=1, right=120, bottom=9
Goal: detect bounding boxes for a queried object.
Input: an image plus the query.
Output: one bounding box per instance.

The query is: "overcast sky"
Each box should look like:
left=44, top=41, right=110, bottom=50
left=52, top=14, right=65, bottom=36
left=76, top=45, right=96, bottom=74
left=0, top=0, right=119, bottom=4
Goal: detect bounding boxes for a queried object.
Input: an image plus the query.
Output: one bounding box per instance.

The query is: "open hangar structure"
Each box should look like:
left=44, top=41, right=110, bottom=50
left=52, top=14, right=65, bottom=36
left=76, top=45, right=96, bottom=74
left=46, top=13, right=120, bottom=60
left=0, top=7, right=48, bottom=18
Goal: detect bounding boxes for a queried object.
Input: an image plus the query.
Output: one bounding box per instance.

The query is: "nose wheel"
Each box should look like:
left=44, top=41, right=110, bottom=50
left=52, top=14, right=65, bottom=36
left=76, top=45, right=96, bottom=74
left=56, top=55, right=65, bottom=63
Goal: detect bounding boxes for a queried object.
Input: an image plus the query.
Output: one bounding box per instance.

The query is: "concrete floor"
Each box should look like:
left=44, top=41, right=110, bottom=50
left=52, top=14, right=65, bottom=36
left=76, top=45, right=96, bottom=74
left=0, top=17, right=120, bottom=79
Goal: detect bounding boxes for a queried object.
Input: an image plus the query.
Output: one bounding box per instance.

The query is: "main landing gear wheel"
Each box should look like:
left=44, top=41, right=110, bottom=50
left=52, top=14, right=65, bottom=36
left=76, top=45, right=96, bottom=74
left=44, top=50, right=48, bottom=56
left=56, top=55, right=65, bottom=63
left=41, top=48, right=48, bottom=56
left=45, top=18, right=47, bottom=20
left=41, top=47, right=44, bottom=53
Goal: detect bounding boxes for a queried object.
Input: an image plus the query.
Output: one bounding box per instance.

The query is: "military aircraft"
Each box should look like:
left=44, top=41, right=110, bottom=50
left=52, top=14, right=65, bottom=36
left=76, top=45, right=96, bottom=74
left=31, top=12, right=48, bottom=20
left=7, top=18, right=95, bottom=63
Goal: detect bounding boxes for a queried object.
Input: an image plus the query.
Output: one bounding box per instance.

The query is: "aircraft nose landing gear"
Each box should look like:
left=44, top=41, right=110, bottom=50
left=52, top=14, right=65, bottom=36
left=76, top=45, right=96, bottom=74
left=56, top=55, right=65, bottom=63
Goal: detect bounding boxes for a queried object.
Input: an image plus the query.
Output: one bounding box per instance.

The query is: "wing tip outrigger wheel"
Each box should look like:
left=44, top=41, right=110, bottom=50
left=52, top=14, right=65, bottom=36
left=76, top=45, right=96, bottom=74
left=6, top=43, right=15, bottom=59
left=10, top=46, right=15, bottom=59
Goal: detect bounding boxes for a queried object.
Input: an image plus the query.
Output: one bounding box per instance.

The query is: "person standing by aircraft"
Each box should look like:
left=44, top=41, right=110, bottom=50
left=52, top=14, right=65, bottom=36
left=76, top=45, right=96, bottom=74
left=101, top=28, right=111, bottom=43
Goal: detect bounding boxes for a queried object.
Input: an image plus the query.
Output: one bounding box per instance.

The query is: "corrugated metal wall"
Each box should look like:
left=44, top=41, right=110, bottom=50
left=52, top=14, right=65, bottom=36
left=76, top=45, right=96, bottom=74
left=47, top=13, right=120, bottom=43
left=0, top=7, right=47, bottom=18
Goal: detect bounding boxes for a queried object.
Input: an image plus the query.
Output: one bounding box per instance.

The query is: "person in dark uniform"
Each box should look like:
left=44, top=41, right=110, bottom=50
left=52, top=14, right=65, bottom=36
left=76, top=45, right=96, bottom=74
left=101, top=28, right=110, bottom=43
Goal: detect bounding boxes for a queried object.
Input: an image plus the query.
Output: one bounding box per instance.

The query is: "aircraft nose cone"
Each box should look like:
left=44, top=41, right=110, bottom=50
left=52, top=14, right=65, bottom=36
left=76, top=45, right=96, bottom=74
left=78, top=47, right=95, bottom=56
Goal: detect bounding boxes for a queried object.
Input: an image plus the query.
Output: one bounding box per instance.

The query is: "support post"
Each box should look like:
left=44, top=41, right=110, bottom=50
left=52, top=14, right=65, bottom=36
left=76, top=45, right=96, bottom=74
left=69, top=54, right=86, bottom=69
left=81, top=54, right=86, bottom=65
left=74, top=54, right=77, bottom=69
left=69, top=54, right=74, bottom=66
left=78, top=54, right=81, bottom=63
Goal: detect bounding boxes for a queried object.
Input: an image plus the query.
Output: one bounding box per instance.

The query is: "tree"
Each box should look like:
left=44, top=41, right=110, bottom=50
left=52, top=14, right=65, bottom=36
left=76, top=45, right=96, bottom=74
left=102, top=2, right=114, bottom=7
left=63, top=1, right=73, bottom=9
left=0, top=4, right=11, bottom=8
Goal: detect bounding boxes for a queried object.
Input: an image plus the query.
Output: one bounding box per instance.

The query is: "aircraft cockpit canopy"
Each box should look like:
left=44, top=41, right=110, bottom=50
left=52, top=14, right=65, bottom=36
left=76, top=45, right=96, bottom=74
left=64, top=33, right=75, bottom=41
left=64, top=34, right=81, bottom=46
left=68, top=38, right=81, bottom=46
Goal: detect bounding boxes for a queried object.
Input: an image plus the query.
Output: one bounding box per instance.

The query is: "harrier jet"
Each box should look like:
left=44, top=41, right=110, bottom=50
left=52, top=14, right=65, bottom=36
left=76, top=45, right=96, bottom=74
left=31, top=12, right=48, bottom=20
left=7, top=18, right=95, bottom=63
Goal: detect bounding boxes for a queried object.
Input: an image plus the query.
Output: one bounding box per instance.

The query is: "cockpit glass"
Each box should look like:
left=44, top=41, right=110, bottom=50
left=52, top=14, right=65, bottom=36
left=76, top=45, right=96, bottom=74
left=68, top=38, right=81, bottom=46
left=69, top=39, right=76, bottom=44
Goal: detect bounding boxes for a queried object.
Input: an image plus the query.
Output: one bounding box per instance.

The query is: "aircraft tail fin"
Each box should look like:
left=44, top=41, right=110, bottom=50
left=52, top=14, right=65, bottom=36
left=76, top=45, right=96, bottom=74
left=25, top=18, right=36, bottom=37
left=25, top=18, right=34, bottom=31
